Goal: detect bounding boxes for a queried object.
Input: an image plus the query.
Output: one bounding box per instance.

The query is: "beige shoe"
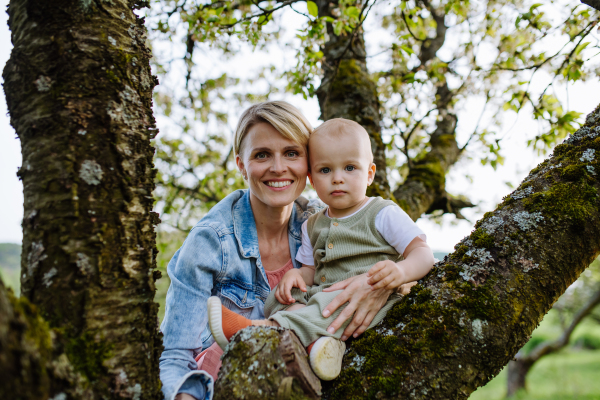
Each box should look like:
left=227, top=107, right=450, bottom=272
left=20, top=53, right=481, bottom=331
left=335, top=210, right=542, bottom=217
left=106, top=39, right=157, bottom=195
left=309, top=336, right=346, bottom=380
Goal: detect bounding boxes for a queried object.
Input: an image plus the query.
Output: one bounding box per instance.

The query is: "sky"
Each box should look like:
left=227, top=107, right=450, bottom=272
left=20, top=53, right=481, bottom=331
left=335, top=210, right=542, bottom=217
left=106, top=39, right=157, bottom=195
left=1, top=2, right=599, bottom=252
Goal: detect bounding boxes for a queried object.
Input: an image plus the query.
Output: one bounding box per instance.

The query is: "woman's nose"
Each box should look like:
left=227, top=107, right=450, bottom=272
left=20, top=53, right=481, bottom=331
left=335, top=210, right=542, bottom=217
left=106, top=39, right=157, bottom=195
left=270, top=155, right=287, bottom=173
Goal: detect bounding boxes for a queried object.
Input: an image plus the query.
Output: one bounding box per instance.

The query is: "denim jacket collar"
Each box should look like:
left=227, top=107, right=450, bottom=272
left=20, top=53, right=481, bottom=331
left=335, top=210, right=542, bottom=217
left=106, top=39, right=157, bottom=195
left=232, top=190, right=303, bottom=260
left=232, top=190, right=260, bottom=259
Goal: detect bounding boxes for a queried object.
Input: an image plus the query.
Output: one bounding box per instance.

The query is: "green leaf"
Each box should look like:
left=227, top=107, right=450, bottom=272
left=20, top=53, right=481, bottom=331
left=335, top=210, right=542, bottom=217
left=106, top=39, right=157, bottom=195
left=345, top=6, right=360, bottom=19
left=575, top=42, right=590, bottom=55
left=400, top=45, right=414, bottom=55
left=334, top=20, right=344, bottom=36
left=307, top=1, right=318, bottom=17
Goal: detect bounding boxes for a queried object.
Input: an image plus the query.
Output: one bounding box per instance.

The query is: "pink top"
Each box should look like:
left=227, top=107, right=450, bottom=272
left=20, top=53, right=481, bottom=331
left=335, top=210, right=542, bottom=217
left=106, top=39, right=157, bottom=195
left=265, top=259, right=294, bottom=290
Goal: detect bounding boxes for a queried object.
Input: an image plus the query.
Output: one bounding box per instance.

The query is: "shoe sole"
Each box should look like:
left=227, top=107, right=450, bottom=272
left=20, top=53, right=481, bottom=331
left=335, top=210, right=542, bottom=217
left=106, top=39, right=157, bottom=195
left=207, top=296, right=229, bottom=351
left=309, top=337, right=346, bottom=381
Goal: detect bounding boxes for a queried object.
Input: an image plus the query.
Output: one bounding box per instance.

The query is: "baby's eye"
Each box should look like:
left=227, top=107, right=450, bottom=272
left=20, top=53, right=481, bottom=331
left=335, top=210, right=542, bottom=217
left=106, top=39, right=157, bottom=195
left=345, top=165, right=356, bottom=171
left=320, top=167, right=331, bottom=174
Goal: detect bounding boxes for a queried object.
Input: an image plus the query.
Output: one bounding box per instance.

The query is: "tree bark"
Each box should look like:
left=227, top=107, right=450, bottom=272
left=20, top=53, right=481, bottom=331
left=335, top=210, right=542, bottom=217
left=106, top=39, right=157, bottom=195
left=0, top=279, right=91, bottom=398
left=218, top=105, right=600, bottom=398
left=506, top=355, right=533, bottom=397
left=315, top=0, right=390, bottom=199
left=2, top=0, right=162, bottom=398
left=506, top=286, right=600, bottom=396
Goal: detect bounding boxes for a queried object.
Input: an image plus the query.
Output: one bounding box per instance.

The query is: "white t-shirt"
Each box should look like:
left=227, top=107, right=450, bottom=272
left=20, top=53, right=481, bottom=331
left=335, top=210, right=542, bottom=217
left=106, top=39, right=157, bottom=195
left=295, top=197, right=427, bottom=266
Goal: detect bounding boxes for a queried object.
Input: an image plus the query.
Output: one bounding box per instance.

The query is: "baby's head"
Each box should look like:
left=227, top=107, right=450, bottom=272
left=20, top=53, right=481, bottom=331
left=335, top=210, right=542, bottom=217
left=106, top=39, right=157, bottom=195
left=308, top=118, right=375, bottom=214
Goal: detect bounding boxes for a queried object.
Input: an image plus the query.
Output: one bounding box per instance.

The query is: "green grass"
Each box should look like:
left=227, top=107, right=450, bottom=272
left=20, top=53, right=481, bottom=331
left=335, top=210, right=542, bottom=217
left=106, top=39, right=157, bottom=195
left=470, top=349, right=600, bottom=399
left=155, top=230, right=187, bottom=323
left=0, top=243, right=21, bottom=295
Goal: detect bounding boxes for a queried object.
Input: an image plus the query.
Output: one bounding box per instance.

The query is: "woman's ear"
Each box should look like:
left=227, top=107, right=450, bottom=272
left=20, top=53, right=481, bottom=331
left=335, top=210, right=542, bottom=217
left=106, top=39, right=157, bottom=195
left=235, top=154, right=247, bottom=180
left=307, top=170, right=314, bottom=187
left=367, top=163, right=376, bottom=186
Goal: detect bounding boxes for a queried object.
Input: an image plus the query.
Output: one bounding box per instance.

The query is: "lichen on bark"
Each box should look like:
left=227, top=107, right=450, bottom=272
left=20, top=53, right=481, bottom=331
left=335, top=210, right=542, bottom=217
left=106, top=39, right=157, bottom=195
left=219, top=105, right=600, bottom=399
left=3, top=0, right=162, bottom=398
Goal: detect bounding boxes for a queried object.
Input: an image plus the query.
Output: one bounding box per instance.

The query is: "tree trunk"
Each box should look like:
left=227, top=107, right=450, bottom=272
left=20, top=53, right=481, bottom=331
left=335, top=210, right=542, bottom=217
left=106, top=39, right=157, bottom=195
left=217, top=105, right=600, bottom=398
left=2, top=0, right=162, bottom=398
left=315, top=0, right=390, bottom=199
left=506, top=357, right=532, bottom=397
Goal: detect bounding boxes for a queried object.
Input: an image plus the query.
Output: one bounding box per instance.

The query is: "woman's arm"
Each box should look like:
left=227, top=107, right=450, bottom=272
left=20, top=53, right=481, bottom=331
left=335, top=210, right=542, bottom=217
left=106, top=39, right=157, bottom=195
left=160, top=225, right=222, bottom=400
left=321, top=237, right=434, bottom=341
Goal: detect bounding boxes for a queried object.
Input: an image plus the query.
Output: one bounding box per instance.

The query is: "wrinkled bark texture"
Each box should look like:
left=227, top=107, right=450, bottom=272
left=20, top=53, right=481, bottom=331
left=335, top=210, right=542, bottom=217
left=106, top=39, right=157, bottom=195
left=2, top=0, right=162, bottom=398
left=217, top=105, right=600, bottom=399
left=314, top=0, right=390, bottom=199
left=215, top=327, right=320, bottom=400
left=314, top=0, right=472, bottom=220
left=506, top=287, right=600, bottom=396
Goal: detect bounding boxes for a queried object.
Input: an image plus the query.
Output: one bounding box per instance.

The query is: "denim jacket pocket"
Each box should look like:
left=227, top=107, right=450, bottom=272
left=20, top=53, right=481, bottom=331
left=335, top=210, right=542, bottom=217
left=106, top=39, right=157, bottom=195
left=219, top=284, right=257, bottom=314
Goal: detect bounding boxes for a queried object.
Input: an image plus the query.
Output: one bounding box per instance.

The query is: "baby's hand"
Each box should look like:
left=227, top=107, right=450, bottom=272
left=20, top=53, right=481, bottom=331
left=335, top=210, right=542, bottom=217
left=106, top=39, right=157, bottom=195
left=275, top=268, right=307, bottom=305
left=367, top=260, right=405, bottom=291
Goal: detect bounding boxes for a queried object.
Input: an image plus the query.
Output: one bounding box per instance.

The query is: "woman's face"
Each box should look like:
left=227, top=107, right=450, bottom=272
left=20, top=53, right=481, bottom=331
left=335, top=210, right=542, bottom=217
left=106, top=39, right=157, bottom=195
left=236, top=122, right=308, bottom=209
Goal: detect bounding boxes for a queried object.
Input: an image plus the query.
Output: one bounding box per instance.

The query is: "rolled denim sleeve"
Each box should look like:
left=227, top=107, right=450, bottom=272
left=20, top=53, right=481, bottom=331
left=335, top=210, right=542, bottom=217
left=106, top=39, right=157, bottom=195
left=159, top=225, right=223, bottom=400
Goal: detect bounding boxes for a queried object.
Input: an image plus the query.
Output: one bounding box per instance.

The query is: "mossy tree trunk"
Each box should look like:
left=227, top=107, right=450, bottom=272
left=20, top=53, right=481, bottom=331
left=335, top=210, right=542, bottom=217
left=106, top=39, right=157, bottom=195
left=506, top=287, right=600, bottom=397
left=314, top=0, right=390, bottom=199
left=314, top=0, right=472, bottom=220
left=2, top=0, right=162, bottom=398
left=217, top=106, right=600, bottom=398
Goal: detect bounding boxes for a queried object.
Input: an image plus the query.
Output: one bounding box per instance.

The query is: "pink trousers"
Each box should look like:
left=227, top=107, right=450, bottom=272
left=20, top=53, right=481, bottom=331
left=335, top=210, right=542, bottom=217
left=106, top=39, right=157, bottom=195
left=195, top=342, right=223, bottom=381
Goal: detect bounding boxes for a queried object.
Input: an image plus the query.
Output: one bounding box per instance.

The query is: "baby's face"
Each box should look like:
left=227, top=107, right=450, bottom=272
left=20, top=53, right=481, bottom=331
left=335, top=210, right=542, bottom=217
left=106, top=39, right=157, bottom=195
left=308, top=128, right=375, bottom=214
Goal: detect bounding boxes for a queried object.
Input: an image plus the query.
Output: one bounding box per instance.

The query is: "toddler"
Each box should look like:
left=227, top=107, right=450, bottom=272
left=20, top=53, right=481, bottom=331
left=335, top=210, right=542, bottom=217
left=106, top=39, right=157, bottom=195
left=207, top=118, right=434, bottom=380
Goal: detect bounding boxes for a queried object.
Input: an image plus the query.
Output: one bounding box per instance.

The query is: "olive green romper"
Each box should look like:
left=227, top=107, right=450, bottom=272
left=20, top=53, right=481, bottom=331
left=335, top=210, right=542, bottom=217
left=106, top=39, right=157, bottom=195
left=264, top=197, right=403, bottom=346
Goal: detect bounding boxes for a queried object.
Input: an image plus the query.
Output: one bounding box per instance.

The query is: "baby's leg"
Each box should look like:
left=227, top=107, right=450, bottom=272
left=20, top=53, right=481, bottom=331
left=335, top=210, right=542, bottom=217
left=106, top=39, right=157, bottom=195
left=269, top=289, right=348, bottom=346
left=251, top=303, right=306, bottom=326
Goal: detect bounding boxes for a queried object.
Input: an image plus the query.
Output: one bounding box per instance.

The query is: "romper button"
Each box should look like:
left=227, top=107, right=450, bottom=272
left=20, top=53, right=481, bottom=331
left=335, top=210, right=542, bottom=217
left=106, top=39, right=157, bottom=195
left=321, top=276, right=326, bottom=283
left=328, top=243, right=333, bottom=249
left=333, top=222, right=339, bottom=226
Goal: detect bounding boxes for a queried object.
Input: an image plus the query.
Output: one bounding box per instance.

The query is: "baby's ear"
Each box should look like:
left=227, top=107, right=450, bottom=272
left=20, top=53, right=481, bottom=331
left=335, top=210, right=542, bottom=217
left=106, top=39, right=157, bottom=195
left=367, top=162, right=376, bottom=185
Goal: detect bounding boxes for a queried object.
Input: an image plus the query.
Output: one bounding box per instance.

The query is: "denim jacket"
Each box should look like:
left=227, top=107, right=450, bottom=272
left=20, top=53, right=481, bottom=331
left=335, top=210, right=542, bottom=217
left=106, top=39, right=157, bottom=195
left=159, top=189, right=321, bottom=400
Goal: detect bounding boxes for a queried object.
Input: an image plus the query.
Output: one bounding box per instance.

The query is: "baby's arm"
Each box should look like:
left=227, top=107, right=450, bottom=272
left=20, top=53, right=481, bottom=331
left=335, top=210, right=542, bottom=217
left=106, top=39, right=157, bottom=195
left=367, top=237, right=434, bottom=291
left=275, top=265, right=315, bottom=304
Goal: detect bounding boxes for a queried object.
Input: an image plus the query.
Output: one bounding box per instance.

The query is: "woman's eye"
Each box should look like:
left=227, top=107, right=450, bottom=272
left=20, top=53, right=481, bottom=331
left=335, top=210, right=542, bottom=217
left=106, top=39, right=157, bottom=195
left=287, top=151, right=298, bottom=157
left=345, top=165, right=355, bottom=171
left=255, top=152, right=267, bottom=159
left=320, top=167, right=331, bottom=174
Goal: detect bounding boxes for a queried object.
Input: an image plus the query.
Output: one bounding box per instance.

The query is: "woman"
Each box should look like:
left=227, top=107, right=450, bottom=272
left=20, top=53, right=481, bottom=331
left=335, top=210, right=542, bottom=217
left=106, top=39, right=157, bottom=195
left=160, top=101, right=406, bottom=400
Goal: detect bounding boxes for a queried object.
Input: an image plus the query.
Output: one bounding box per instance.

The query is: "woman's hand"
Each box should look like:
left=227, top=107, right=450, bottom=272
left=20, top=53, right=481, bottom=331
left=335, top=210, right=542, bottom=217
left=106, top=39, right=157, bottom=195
left=321, top=273, right=393, bottom=341
left=275, top=269, right=307, bottom=304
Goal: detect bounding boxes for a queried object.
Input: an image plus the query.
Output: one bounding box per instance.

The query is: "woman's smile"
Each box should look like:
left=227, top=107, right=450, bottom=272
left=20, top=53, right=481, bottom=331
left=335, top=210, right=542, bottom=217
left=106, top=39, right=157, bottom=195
left=265, top=179, right=293, bottom=189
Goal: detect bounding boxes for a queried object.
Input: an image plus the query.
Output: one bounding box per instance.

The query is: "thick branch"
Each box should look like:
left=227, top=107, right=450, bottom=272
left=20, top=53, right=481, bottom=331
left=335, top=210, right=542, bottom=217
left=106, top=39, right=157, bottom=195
left=581, top=0, right=600, bottom=12
left=219, top=105, right=600, bottom=399
left=523, top=286, right=600, bottom=363
left=315, top=0, right=390, bottom=199
left=392, top=82, right=464, bottom=220
left=507, top=285, right=600, bottom=396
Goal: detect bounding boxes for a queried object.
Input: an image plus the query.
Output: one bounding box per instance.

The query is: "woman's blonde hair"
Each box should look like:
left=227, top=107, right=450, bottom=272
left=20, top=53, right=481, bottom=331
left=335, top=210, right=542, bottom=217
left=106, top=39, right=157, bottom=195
left=234, top=101, right=313, bottom=158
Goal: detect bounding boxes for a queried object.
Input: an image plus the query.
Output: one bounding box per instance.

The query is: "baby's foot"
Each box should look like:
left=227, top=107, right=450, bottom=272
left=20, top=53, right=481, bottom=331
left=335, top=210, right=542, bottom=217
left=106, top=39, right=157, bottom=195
left=308, top=336, right=346, bottom=381
left=207, top=296, right=252, bottom=350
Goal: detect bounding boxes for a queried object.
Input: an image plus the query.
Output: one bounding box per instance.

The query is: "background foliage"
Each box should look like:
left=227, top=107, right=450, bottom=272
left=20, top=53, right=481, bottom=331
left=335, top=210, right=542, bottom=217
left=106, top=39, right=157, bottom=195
left=148, top=0, right=600, bottom=230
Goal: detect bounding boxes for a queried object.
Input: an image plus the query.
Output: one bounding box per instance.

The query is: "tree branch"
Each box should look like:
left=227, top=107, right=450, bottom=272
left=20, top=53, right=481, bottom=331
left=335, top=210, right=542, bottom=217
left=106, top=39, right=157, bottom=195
left=218, top=104, right=600, bottom=399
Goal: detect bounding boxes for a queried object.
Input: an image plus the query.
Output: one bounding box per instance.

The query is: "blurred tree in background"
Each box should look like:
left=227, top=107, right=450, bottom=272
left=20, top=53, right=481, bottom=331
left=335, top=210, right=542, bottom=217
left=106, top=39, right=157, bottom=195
left=148, top=0, right=599, bottom=230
